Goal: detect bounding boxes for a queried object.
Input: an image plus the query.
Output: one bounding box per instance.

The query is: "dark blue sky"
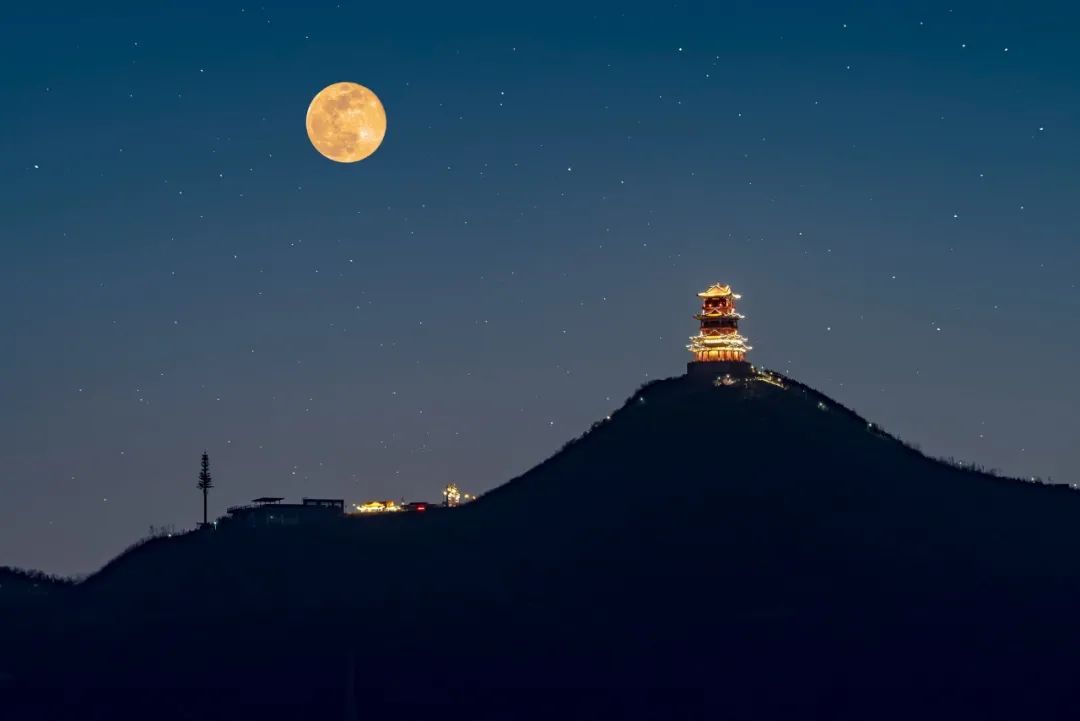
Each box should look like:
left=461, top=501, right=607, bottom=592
left=3, top=1, right=1078, bottom=575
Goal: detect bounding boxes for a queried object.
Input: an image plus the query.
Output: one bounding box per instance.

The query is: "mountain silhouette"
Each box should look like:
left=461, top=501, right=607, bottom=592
left=3, top=367, right=1080, bottom=720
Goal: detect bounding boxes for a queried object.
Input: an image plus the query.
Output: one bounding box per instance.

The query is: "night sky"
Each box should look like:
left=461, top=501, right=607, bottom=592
left=3, top=1, right=1078, bottom=575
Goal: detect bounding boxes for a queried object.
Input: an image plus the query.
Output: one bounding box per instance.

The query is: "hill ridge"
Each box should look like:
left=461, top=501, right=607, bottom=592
left=4, top=368, right=1080, bottom=718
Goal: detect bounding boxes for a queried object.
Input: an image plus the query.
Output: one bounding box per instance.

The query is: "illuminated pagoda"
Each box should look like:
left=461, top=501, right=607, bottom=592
left=687, top=283, right=752, bottom=374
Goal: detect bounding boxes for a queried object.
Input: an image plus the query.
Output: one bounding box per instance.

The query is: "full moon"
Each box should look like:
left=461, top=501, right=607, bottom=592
left=305, top=82, right=387, bottom=163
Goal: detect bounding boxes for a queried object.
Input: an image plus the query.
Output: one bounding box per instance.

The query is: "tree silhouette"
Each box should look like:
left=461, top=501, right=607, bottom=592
left=197, top=452, right=213, bottom=527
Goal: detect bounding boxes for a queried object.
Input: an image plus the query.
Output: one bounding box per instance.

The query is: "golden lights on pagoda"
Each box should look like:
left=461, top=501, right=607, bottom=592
left=687, top=283, right=752, bottom=362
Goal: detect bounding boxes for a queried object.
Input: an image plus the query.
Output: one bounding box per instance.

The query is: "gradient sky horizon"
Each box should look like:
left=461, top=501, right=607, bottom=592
left=3, top=1, right=1079, bottom=575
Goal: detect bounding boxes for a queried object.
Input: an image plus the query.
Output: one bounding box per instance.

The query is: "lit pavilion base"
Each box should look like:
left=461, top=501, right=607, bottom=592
left=685, top=359, right=753, bottom=380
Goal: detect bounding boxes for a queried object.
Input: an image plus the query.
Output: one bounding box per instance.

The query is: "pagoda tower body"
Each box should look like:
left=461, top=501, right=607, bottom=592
left=687, top=283, right=752, bottom=374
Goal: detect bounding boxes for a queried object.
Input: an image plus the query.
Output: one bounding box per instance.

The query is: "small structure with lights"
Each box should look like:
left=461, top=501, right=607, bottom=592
left=687, top=283, right=753, bottom=377
left=352, top=500, right=402, bottom=514
left=443, top=483, right=462, bottom=507
left=442, top=483, right=475, bottom=508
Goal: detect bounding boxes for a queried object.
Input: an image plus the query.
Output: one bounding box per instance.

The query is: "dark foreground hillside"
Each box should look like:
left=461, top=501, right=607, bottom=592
left=4, top=369, right=1080, bottom=720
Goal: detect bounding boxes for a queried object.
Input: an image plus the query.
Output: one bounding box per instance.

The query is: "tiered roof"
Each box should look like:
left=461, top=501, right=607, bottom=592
left=697, top=283, right=741, bottom=299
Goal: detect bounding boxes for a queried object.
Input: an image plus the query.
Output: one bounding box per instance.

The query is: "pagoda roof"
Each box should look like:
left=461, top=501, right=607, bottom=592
left=698, top=283, right=739, bottom=298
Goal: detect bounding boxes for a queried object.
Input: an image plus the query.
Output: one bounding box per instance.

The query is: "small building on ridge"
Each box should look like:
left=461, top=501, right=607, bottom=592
left=223, top=497, right=345, bottom=528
